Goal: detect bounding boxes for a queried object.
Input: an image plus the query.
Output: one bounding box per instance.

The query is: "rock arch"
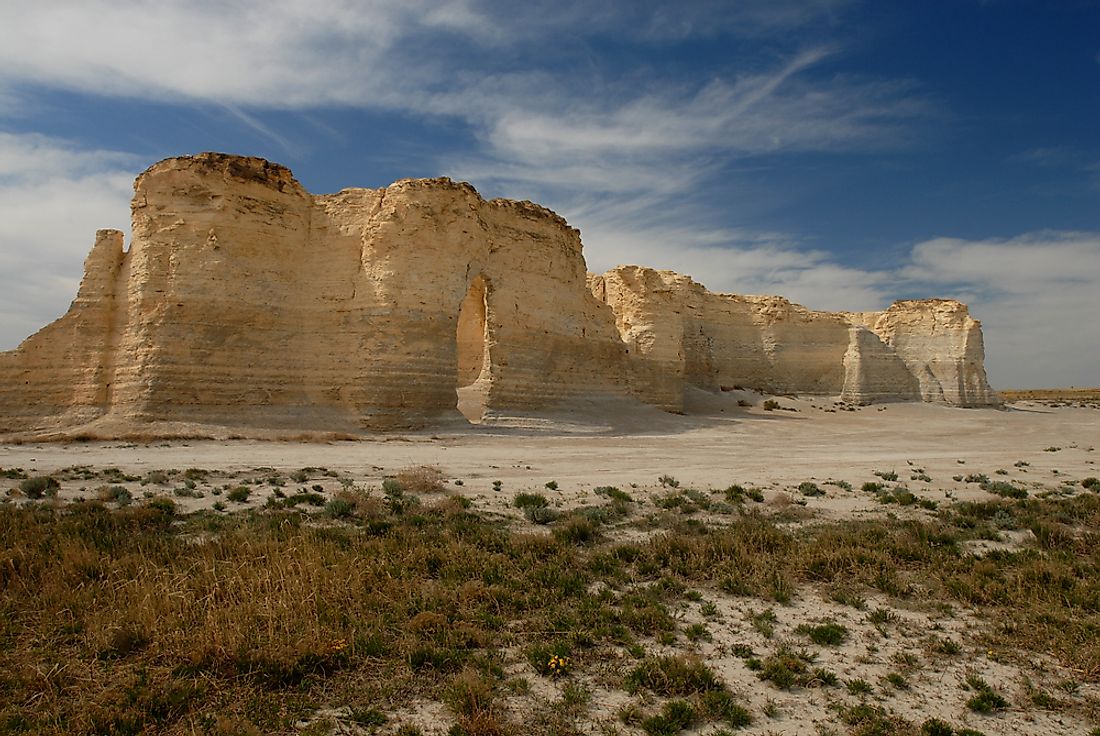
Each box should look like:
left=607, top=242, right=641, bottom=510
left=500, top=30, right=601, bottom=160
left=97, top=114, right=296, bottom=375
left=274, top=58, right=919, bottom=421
left=456, top=273, right=492, bottom=422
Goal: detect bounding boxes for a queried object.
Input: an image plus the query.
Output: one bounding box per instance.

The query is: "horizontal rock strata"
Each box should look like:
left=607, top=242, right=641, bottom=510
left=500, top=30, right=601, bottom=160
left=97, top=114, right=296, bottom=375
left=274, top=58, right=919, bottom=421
left=589, top=266, right=999, bottom=411
left=0, top=153, right=999, bottom=437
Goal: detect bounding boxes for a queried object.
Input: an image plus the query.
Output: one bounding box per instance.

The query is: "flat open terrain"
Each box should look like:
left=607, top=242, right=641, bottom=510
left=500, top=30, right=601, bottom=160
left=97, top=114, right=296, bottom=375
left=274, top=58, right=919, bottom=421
left=1, top=394, right=1098, bottom=736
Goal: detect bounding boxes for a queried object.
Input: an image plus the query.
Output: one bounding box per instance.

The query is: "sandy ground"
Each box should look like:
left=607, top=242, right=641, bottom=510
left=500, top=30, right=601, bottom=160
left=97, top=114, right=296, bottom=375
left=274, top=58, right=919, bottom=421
left=2, top=394, right=1099, bottom=735
left=1, top=394, right=1095, bottom=506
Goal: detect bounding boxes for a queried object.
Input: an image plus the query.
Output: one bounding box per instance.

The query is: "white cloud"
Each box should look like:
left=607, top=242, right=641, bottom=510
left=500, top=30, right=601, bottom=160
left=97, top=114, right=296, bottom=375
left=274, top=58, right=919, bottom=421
left=0, top=133, right=137, bottom=348
left=898, top=233, right=1100, bottom=388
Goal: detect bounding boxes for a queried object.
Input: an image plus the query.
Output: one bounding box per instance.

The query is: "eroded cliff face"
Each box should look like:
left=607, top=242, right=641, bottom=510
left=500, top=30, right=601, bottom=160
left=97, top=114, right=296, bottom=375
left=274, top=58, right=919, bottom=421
left=590, top=266, right=999, bottom=411
left=0, top=153, right=998, bottom=438
left=844, top=301, right=1000, bottom=407
left=0, top=153, right=626, bottom=435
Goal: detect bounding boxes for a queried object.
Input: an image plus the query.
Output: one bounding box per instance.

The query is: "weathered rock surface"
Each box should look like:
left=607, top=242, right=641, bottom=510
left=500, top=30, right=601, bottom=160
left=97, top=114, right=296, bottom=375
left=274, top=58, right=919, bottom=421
left=0, top=153, right=999, bottom=438
left=589, top=266, right=999, bottom=411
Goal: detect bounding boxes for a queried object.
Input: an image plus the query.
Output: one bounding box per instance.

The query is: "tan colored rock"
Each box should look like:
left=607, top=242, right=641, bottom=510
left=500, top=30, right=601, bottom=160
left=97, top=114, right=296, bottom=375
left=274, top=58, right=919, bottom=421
left=590, top=266, right=999, bottom=409
left=0, top=153, right=998, bottom=438
left=843, top=300, right=1001, bottom=407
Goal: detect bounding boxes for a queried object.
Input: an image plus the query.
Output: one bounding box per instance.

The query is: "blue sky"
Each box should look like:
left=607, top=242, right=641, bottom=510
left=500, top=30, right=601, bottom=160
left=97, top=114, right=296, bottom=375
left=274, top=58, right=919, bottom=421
left=1, top=0, right=1098, bottom=388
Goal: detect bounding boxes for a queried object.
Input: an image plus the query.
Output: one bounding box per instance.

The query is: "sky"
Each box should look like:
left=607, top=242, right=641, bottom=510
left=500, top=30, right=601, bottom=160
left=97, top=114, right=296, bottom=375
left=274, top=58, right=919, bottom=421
left=0, top=0, right=1098, bottom=388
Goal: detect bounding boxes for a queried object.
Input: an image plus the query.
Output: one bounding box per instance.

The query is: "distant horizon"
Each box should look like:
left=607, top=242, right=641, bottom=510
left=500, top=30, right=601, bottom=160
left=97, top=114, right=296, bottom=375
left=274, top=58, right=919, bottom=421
left=1, top=1, right=1098, bottom=388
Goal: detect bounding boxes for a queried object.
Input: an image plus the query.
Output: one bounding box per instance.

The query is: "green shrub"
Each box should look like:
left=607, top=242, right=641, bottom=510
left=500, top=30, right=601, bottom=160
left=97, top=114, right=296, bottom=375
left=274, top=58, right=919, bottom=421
left=324, top=498, right=354, bottom=518
left=227, top=486, right=251, bottom=503
left=552, top=515, right=597, bottom=544
left=19, top=476, right=59, bottom=499
left=145, top=497, right=176, bottom=515
left=142, top=470, right=169, bottom=486
left=874, top=470, right=899, bottom=482
left=980, top=480, right=1027, bottom=499
left=513, top=493, right=548, bottom=509
left=798, top=482, right=824, bottom=497
left=523, top=506, right=559, bottom=525
left=284, top=492, right=326, bottom=507
left=96, top=485, right=132, bottom=506
left=1082, top=477, right=1099, bottom=490
left=595, top=486, right=633, bottom=503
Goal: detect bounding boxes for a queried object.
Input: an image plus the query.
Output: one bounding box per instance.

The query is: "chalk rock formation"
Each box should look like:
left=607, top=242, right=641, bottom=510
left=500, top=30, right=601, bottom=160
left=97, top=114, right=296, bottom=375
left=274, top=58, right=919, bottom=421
left=589, top=266, right=999, bottom=411
left=843, top=301, right=1000, bottom=407
left=0, top=154, right=626, bottom=435
left=0, top=153, right=999, bottom=438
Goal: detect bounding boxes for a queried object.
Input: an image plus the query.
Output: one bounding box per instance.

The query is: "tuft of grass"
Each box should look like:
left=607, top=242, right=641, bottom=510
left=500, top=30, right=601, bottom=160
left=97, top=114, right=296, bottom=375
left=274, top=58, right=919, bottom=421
left=835, top=703, right=912, bottom=734
left=965, top=674, right=1009, bottom=713
left=625, top=656, right=724, bottom=696
left=756, top=645, right=812, bottom=690
left=699, top=689, right=752, bottom=729
left=641, top=699, right=696, bottom=736
left=920, top=718, right=954, bottom=736
left=795, top=621, right=848, bottom=646
left=748, top=608, right=777, bottom=638
left=885, top=672, right=910, bottom=690
left=847, top=678, right=873, bottom=696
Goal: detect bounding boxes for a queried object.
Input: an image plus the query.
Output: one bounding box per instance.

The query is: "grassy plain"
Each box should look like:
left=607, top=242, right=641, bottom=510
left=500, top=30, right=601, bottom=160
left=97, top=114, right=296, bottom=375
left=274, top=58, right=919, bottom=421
left=1, top=397, right=1098, bottom=735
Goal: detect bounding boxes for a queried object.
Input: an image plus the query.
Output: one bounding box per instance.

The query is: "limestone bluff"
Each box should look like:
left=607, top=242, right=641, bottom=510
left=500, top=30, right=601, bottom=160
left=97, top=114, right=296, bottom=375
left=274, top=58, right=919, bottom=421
left=0, top=153, right=999, bottom=439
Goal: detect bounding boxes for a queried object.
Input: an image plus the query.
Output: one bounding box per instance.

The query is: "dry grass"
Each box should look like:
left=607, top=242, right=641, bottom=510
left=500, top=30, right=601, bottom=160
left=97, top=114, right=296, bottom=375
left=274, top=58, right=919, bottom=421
left=395, top=465, right=449, bottom=494
left=0, top=485, right=1098, bottom=734
left=1000, top=387, right=1100, bottom=409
